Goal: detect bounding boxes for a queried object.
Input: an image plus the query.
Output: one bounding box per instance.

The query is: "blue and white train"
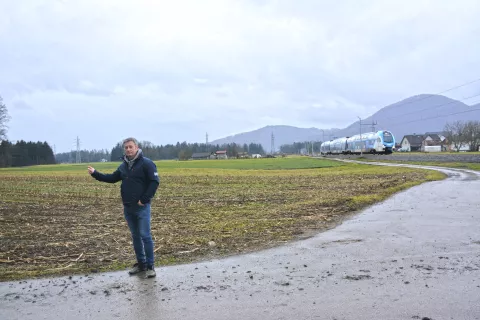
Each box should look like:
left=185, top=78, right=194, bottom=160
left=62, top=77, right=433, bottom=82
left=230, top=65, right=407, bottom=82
left=320, top=130, right=396, bottom=155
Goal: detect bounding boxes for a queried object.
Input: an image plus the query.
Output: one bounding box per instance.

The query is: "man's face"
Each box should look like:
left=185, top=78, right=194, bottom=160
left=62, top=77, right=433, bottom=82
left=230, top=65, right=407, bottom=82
left=124, top=141, right=139, bottom=158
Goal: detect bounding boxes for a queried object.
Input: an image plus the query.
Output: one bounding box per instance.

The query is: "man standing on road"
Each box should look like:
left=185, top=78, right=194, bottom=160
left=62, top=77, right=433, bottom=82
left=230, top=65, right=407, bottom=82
left=87, top=137, right=160, bottom=278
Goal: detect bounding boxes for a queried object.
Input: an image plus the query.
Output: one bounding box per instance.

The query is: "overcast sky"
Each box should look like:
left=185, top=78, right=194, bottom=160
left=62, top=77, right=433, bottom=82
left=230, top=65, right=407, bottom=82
left=1, top=0, right=480, bottom=152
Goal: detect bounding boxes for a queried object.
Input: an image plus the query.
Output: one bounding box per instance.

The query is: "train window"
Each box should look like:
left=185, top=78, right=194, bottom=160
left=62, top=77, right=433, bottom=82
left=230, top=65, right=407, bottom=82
left=383, top=131, right=393, bottom=143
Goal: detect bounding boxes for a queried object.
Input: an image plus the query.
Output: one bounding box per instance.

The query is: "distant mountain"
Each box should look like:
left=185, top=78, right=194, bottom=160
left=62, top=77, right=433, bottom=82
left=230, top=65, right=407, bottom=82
left=210, top=94, right=480, bottom=150
left=210, top=125, right=340, bottom=153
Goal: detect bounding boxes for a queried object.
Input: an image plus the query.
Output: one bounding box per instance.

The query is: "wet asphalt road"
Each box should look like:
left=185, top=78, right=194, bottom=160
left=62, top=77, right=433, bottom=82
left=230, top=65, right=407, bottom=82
left=1, top=161, right=480, bottom=320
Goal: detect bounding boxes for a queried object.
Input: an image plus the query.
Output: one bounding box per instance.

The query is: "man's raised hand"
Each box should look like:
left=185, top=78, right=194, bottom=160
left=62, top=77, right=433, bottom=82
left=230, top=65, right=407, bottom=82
left=87, top=166, right=95, bottom=175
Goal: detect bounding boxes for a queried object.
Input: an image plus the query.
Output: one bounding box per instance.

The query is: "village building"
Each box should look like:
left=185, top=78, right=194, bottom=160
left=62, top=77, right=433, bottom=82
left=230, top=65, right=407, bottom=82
left=215, top=150, right=228, bottom=159
left=191, top=152, right=212, bottom=160
left=421, top=133, right=448, bottom=152
left=236, top=152, right=249, bottom=159
left=399, top=134, right=424, bottom=152
left=398, top=131, right=477, bottom=152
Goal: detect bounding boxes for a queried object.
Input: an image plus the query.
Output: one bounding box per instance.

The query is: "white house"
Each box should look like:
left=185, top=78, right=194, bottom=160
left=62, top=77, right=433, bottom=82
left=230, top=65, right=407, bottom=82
left=399, top=135, right=424, bottom=152
left=449, top=143, right=471, bottom=152
left=422, top=134, right=447, bottom=152
left=215, top=150, right=228, bottom=159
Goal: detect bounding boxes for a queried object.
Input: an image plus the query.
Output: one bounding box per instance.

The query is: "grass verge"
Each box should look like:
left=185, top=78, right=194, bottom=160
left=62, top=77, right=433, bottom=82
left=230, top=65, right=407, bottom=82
left=357, top=159, right=480, bottom=171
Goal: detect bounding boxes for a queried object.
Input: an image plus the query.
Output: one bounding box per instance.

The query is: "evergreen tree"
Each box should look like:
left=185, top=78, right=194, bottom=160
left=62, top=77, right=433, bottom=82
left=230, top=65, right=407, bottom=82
left=0, top=140, right=56, bottom=167
left=0, top=140, right=12, bottom=167
left=110, top=142, right=123, bottom=161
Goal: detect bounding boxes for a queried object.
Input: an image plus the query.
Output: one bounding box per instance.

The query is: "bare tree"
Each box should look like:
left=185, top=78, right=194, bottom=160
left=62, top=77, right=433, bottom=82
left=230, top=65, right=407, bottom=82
left=463, top=120, right=480, bottom=152
left=445, top=120, right=480, bottom=152
left=0, top=95, right=11, bottom=140
left=444, top=120, right=466, bottom=152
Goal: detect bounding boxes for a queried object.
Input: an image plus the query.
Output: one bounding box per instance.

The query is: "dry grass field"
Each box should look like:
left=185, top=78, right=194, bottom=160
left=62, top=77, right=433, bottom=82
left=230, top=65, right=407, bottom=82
left=0, top=157, right=445, bottom=281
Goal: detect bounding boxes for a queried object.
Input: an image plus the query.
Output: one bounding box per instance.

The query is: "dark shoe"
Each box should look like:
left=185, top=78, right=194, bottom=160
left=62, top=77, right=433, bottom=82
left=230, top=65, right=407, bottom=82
left=128, top=262, right=146, bottom=275
left=145, top=266, right=156, bottom=278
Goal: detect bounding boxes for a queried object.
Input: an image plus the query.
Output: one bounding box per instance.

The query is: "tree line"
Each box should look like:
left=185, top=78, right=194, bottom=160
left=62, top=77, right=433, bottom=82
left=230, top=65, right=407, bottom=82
left=279, top=141, right=323, bottom=154
left=444, top=120, right=480, bottom=152
left=0, top=140, right=55, bottom=167
left=55, top=149, right=111, bottom=164
left=110, top=141, right=266, bottom=161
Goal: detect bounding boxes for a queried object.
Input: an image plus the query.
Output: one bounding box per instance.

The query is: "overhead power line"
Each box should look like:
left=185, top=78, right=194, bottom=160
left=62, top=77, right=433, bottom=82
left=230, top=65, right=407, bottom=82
left=432, top=77, right=480, bottom=95
left=359, top=77, right=480, bottom=130
left=363, top=77, right=480, bottom=122
left=381, top=92, right=480, bottom=121
left=387, top=77, right=480, bottom=110
left=387, top=107, right=480, bottom=128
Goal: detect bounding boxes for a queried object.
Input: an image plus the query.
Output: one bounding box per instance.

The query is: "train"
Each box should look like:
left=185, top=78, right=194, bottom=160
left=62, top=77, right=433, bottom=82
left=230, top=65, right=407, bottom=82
left=320, top=130, right=396, bottom=155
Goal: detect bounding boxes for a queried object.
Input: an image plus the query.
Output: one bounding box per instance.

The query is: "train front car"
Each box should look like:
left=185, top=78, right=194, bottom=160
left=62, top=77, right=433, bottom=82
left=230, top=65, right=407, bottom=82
left=379, top=130, right=395, bottom=154
left=320, top=140, right=330, bottom=155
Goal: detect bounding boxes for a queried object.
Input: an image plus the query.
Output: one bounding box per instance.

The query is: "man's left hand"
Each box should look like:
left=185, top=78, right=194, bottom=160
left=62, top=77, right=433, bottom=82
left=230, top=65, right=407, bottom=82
left=138, top=200, right=145, bottom=206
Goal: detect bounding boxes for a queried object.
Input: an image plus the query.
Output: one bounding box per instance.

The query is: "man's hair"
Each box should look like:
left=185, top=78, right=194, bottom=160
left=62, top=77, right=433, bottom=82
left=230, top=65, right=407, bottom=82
left=123, top=137, right=139, bottom=147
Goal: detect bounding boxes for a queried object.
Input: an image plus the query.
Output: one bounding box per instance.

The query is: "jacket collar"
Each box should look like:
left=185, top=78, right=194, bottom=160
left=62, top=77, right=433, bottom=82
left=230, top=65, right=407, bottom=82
left=123, top=149, right=143, bottom=164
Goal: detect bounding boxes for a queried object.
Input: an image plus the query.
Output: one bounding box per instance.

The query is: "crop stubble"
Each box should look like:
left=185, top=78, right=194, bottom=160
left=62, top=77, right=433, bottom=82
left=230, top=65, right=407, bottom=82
left=0, top=161, right=443, bottom=281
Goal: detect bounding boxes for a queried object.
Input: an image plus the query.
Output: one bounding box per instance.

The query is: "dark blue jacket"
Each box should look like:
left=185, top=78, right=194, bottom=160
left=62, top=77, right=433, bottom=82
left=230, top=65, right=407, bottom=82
left=91, top=152, right=160, bottom=206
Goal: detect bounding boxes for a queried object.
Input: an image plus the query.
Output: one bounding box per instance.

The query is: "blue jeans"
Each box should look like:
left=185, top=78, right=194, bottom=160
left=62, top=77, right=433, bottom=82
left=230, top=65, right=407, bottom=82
left=123, top=203, right=154, bottom=268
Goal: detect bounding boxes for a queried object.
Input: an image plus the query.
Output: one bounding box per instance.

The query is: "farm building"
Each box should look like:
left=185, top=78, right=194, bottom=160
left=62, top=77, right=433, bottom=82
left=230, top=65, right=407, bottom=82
left=399, top=134, right=424, bottom=152
left=190, top=150, right=231, bottom=160
left=421, top=134, right=448, bottom=152
left=191, top=152, right=213, bottom=160
left=236, top=152, right=249, bottom=159
left=215, top=150, right=228, bottom=159
left=423, top=134, right=445, bottom=143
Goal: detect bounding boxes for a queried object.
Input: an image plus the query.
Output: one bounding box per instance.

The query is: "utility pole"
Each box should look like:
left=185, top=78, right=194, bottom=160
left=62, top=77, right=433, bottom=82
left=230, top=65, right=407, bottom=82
left=359, top=120, right=377, bottom=133
left=357, top=116, right=362, bottom=156
left=206, top=132, right=209, bottom=152
left=76, top=136, right=81, bottom=164
left=271, top=132, right=275, bottom=154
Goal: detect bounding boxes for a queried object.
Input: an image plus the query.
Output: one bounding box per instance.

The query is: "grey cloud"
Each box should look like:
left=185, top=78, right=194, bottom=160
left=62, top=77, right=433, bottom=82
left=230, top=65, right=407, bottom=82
left=297, top=105, right=362, bottom=125
left=63, top=84, right=114, bottom=98
left=12, top=100, right=33, bottom=110
left=1, top=0, right=479, bottom=152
